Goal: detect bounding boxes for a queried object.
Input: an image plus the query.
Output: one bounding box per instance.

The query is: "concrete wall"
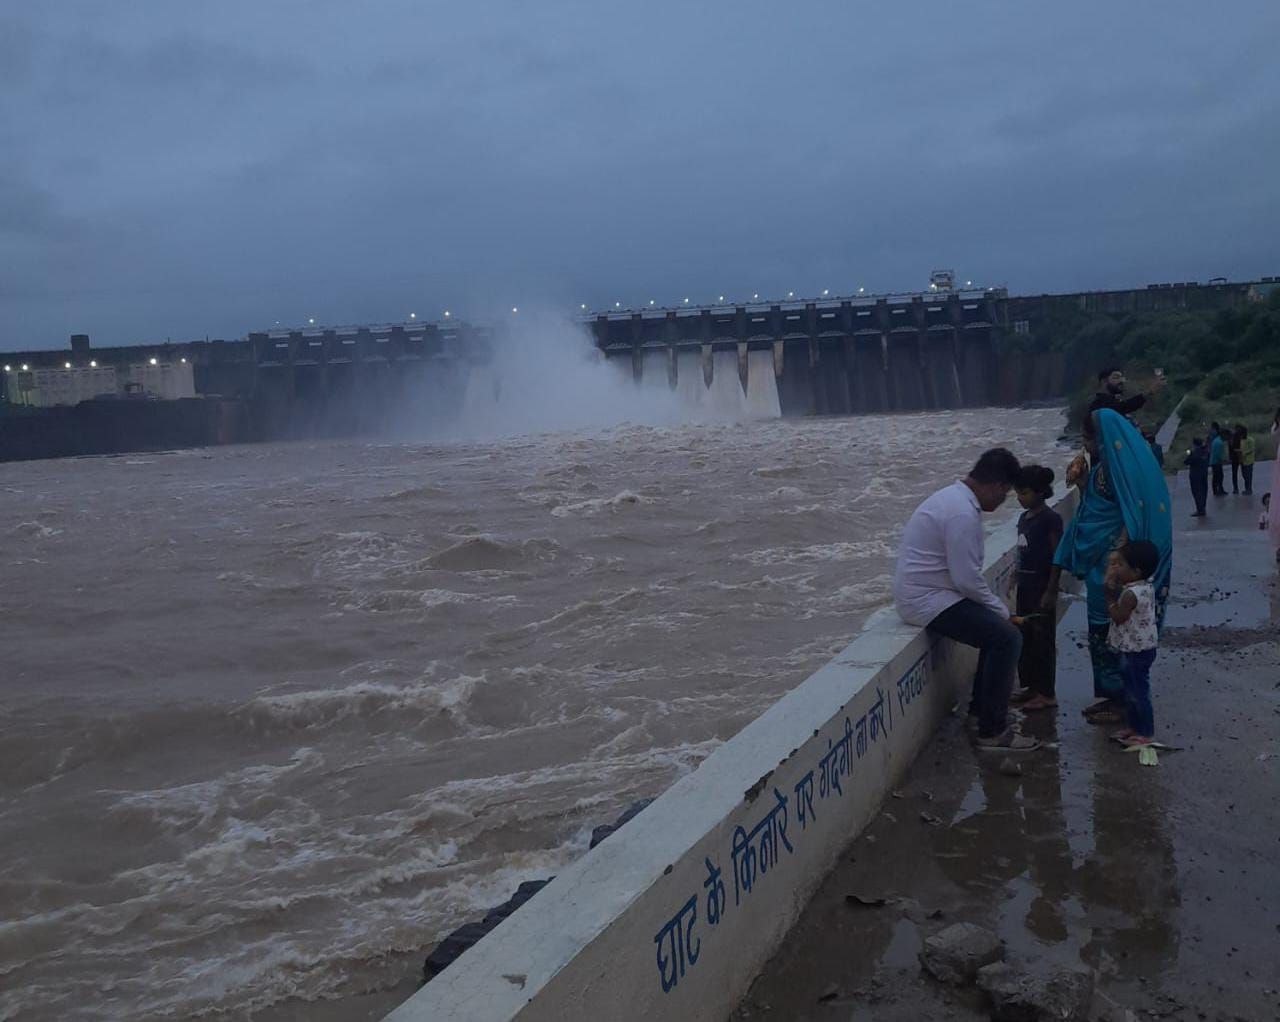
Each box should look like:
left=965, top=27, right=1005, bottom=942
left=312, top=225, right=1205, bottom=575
left=385, top=490, right=1077, bottom=1022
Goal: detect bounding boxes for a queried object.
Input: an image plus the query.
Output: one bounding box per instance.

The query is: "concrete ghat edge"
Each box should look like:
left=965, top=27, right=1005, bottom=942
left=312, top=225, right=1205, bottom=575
left=385, top=491, right=1077, bottom=1022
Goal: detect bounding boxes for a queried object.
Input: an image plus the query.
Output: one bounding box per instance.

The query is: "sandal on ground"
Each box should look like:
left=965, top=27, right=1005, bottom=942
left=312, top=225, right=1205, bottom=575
left=1081, top=698, right=1113, bottom=718
left=1122, top=735, right=1154, bottom=747
left=1021, top=695, right=1058, bottom=712
left=1110, top=728, right=1136, bottom=741
left=1009, top=688, right=1035, bottom=704
left=975, top=729, right=1041, bottom=752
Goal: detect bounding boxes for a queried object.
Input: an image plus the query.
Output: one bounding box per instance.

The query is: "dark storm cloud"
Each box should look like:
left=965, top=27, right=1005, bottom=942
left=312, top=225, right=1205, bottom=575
left=2, top=0, right=1278, bottom=348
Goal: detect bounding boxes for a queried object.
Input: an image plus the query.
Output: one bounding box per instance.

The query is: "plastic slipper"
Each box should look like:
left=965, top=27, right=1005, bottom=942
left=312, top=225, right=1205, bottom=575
left=1138, top=746, right=1159, bottom=767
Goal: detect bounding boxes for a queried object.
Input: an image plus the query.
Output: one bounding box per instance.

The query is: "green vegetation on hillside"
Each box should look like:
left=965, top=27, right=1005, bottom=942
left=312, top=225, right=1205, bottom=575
left=1007, top=288, right=1280, bottom=464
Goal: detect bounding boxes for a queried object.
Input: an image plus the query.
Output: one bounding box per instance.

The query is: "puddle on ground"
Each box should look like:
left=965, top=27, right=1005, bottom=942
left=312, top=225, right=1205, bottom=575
left=879, top=917, right=921, bottom=969
left=1164, top=582, right=1273, bottom=629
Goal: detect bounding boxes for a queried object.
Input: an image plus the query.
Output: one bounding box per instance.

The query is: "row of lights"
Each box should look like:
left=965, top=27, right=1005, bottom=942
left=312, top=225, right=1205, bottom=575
left=584, top=287, right=887, bottom=313
left=309, top=285, right=983, bottom=325
left=2, top=356, right=185, bottom=372
left=584, top=281, right=985, bottom=313
left=297, top=310, right=454, bottom=327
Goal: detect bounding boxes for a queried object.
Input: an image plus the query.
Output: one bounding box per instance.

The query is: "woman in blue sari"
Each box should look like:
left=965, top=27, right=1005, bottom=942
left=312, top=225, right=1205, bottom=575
left=1045, top=408, right=1173, bottom=722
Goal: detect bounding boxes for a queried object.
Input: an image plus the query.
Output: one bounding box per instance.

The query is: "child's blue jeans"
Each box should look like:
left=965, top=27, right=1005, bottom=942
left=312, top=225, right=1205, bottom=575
left=1120, top=648, right=1157, bottom=736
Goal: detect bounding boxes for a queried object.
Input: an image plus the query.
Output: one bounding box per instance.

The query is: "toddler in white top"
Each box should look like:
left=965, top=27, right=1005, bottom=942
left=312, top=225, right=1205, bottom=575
left=1104, top=540, right=1161, bottom=745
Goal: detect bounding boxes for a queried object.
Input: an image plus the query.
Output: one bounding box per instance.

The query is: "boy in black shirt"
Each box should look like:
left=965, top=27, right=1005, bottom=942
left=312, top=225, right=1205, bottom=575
left=1009, top=466, right=1064, bottom=712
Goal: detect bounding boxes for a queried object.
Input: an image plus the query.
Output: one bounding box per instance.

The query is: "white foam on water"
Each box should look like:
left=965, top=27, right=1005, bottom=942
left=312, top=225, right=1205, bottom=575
left=736, top=538, right=898, bottom=566
left=237, top=674, right=483, bottom=730
left=550, top=490, right=646, bottom=517
left=8, top=521, right=62, bottom=538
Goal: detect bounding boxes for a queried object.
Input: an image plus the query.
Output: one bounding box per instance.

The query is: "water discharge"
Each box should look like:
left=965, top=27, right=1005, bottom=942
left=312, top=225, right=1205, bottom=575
left=745, top=348, right=782, bottom=419
left=0, top=405, right=1067, bottom=1020
left=708, top=349, right=749, bottom=420
left=675, top=350, right=707, bottom=416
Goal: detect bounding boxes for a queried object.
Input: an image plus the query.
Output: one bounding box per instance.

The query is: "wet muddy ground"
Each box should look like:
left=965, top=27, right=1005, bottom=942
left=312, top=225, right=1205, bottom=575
left=733, top=484, right=1280, bottom=1022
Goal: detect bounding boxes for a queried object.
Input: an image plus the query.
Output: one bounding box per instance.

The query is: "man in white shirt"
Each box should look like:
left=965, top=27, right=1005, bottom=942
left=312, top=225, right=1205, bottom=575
left=893, top=448, right=1039, bottom=752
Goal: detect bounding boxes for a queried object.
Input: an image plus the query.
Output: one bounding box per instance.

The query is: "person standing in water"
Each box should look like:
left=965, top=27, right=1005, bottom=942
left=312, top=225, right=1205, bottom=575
left=1009, top=465, right=1063, bottom=713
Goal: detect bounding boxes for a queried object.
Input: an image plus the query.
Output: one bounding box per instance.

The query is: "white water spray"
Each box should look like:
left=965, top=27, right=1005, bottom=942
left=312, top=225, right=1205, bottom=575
left=745, top=349, right=782, bottom=419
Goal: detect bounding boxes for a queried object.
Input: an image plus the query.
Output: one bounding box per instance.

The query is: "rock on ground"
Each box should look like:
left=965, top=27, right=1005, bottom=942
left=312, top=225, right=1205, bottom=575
left=976, top=961, right=1094, bottom=1022
left=919, top=922, right=1003, bottom=984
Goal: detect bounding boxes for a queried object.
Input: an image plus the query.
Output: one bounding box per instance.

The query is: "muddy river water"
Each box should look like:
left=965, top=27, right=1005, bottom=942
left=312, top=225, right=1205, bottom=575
left=0, top=407, right=1067, bottom=1019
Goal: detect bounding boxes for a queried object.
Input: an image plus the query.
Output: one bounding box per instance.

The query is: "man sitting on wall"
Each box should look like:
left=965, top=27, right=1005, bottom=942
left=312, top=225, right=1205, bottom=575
left=893, top=448, right=1040, bottom=752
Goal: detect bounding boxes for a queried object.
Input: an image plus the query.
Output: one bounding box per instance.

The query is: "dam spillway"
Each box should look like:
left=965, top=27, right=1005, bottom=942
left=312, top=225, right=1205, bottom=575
left=590, top=287, right=1069, bottom=416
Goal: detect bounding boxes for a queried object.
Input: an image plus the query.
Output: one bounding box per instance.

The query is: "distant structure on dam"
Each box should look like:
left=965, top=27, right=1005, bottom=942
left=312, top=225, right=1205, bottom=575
left=2, top=272, right=1275, bottom=460
left=586, top=272, right=1275, bottom=416
left=0, top=321, right=490, bottom=461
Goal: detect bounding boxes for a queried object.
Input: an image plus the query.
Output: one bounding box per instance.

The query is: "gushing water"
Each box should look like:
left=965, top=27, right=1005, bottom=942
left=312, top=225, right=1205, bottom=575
left=0, top=406, right=1068, bottom=1020
left=746, top=349, right=782, bottom=419
left=676, top=350, right=707, bottom=415
left=708, top=349, right=749, bottom=420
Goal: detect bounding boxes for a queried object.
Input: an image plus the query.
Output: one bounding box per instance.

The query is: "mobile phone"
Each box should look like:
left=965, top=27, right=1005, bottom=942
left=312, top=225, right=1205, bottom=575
left=1154, top=368, right=1164, bottom=378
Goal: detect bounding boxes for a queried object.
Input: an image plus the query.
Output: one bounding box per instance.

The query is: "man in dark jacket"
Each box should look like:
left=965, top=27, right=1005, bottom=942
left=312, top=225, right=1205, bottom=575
left=1087, top=368, right=1149, bottom=418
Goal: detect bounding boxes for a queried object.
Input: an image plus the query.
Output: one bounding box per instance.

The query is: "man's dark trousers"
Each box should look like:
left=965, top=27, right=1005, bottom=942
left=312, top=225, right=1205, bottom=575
left=928, top=599, right=1022, bottom=739
left=1190, top=473, right=1208, bottom=514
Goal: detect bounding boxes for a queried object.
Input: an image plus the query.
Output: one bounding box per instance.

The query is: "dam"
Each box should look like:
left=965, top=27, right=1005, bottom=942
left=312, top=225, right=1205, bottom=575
left=2, top=273, right=1272, bottom=461
left=588, top=284, right=1025, bottom=415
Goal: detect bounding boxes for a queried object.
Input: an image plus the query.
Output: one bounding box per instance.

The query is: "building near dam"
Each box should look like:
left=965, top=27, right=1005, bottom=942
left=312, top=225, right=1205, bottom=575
left=3, top=336, right=196, bottom=408
left=2, top=273, right=1276, bottom=461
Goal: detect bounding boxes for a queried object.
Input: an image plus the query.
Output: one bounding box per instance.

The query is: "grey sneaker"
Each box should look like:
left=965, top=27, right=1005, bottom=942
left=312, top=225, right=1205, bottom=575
left=975, top=728, right=1040, bottom=752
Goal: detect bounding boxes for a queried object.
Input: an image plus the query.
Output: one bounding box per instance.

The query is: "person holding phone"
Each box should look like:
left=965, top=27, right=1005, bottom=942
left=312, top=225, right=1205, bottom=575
left=1087, top=367, right=1163, bottom=419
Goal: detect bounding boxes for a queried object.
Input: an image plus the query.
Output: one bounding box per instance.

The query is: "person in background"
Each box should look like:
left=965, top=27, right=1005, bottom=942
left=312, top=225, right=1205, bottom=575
left=1239, top=425, right=1255, bottom=496
left=1228, top=424, right=1244, bottom=493
left=1104, top=540, right=1162, bottom=747
left=1008, top=465, right=1063, bottom=713
left=1087, top=368, right=1151, bottom=418
left=1259, top=492, right=1276, bottom=571
left=1270, top=409, right=1280, bottom=563
left=1045, top=410, right=1173, bottom=726
left=1144, top=431, right=1164, bottom=468
left=1209, top=423, right=1227, bottom=496
left=1185, top=438, right=1209, bottom=517
left=893, top=448, right=1039, bottom=752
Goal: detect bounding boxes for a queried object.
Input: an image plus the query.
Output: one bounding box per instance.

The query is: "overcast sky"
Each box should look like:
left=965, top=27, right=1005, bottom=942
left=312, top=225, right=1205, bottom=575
left=3, top=1, right=1278, bottom=349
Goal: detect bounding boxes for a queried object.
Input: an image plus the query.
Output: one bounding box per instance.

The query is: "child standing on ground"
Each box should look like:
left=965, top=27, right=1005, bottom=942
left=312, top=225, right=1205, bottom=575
left=1104, top=540, right=1161, bottom=747
left=1009, top=465, right=1063, bottom=712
